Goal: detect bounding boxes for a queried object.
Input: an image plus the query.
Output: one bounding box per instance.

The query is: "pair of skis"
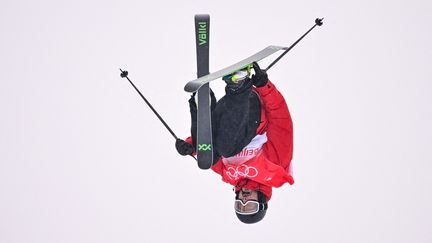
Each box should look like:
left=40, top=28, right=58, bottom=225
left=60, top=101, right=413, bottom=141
left=120, top=16, right=323, bottom=170
left=192, top=16, right=324, bottom=169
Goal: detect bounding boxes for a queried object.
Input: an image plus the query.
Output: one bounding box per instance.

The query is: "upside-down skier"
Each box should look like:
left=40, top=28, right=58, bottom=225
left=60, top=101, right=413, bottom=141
left=175, top=62, right=294, bottom=224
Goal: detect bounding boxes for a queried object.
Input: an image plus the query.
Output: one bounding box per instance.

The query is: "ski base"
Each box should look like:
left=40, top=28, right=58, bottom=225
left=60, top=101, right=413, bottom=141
left=195, top=14, right=214, bottom=169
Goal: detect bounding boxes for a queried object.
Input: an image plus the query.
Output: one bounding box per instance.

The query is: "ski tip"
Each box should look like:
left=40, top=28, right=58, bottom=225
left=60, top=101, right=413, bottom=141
left=269, top=45, right=288, bottom=50
left=197, top=162, right=213, bottom=170
left=184, top=86, right=194, bottom=93
left=195, top=14, right=210, bottom=19
left=315, top=18, right=324, bottom=26
left=184, top=82, right=200, bottom=93
left=271, top=45, right=289, bottom=51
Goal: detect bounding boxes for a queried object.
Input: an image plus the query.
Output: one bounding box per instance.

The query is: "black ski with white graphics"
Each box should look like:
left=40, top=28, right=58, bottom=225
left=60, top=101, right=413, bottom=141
left=195, top=14, right=213, bottom=169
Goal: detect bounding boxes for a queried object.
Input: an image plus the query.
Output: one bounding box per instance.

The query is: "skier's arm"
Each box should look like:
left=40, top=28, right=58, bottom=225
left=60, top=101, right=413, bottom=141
left=174, top=95, right=198, bottom=156
left=175, top=90, right=217, bottom=158
left=255, top=80, right=293, bottom=168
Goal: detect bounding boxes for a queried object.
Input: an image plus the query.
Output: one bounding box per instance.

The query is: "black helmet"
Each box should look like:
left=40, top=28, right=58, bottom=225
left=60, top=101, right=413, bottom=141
left=235, top=190, right=268, bottom=224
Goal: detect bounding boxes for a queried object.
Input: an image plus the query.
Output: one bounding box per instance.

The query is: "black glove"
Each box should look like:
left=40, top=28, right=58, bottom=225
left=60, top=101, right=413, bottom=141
left=251, top=62, right=268, bottom=88
left=175, top=138, right=194, bottom=156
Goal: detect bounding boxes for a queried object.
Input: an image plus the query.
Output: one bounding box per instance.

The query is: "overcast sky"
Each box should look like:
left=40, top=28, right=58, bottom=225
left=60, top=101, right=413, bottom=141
left=1, top=0, right=431, bottom=242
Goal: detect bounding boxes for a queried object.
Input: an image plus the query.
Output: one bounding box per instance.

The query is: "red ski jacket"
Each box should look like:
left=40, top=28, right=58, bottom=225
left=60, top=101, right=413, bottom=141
left=187, top=80, right=294, bottom=200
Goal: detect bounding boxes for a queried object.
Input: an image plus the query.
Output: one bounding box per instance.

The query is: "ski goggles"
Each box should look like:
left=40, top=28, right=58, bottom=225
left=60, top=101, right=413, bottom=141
left=222, top=65, right=252, bottom=83
left=234, top=199, right=263, bottom=215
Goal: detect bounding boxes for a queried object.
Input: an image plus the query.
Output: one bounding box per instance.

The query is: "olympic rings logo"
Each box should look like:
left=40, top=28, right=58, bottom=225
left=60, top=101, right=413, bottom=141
left=226, top=165, right=258, bottom=180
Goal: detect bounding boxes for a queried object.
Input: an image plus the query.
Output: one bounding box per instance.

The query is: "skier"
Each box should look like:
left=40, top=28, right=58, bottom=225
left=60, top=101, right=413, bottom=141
left=175, top=62, right=294, bottom=224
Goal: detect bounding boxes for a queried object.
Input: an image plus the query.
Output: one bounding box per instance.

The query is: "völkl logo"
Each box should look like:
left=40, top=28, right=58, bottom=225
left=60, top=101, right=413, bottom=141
left=198, top=22, right=207, bottom=45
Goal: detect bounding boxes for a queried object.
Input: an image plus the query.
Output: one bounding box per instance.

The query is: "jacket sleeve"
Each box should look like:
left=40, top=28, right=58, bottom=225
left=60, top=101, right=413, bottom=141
left=255, top=80, right=293, bottom=170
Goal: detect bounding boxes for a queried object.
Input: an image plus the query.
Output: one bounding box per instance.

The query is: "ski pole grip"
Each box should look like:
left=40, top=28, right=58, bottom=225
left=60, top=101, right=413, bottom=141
left=120, top=69, right=129, bottom=78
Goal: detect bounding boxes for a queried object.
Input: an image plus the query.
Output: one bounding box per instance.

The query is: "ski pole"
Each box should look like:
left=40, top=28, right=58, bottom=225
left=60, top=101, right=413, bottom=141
left=265, top=18, right=324, bottom=71
left=119, top=69, right=179, bottom=140
left=119, top=69, right=198, bottom=161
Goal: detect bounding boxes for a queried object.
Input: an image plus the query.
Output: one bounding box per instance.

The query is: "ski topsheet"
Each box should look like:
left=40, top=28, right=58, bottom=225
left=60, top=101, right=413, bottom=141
left=195, top=14, right=213, bottom=169
left=184, top=45, right=287, bottom=93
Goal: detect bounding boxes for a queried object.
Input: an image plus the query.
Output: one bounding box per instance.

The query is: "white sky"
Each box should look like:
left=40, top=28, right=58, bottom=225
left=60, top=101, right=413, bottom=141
left=1, top=0, right=431, bottom=242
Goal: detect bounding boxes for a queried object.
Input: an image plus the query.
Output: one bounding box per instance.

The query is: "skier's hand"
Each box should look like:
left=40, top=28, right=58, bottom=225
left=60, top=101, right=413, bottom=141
left=251, top=62, right=268, bottom=88
left=175, top=138, right=194, bottom=156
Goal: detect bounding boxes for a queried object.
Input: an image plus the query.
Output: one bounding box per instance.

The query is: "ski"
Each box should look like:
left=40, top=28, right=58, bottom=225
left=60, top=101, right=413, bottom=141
left=184, top=45, right=287, bottom=93
left=185, top=17, right=324, bottom=93
left=195, top=14, right=213, bottom=169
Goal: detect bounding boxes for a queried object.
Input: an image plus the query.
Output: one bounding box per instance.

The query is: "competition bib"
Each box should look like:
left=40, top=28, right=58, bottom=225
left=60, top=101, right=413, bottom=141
left=222, top=133, right=268, bottom=165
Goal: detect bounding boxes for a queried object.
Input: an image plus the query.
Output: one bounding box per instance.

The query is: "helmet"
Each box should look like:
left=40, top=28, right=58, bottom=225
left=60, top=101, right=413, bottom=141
left=235, top=190, right=268, bottom=224
left=236, top=209, right=267, bottom=224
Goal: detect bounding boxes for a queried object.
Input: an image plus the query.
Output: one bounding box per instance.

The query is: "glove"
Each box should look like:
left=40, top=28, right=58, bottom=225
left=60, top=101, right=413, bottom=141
left=251, top=62, right=268, bottom=88
left=175, top=138, right=194, bottom=156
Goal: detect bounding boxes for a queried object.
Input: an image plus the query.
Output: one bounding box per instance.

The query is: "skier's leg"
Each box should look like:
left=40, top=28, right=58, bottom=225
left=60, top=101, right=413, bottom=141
left=209, top=89, right=221, bottom=163
left=189, top=93, right=198, bottom=148
left=189, top=89, right=216, bottom=148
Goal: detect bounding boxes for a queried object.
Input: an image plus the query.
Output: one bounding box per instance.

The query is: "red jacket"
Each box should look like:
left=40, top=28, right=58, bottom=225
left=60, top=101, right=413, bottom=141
left=187, top=80, right=294, bottom=200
